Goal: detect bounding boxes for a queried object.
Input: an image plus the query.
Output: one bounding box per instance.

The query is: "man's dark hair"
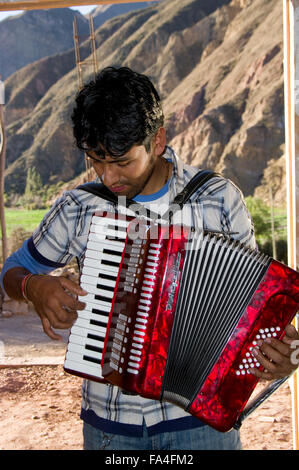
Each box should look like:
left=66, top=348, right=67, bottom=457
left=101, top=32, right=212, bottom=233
left=71, top=66, right=164, bottom=157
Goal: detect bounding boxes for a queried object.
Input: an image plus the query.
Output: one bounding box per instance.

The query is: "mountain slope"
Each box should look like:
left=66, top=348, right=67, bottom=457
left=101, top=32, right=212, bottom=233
left=3, top=0, right=285, bottom=203
left=0, top=9, right=89, bottom=80
left=91, top=1, right=159, bottom=29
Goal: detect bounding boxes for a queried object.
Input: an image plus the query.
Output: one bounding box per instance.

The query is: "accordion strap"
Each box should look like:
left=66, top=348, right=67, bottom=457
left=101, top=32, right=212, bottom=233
left=76, top=169, right=220, bottom=222
left=171, top=169, right=221, bottom=208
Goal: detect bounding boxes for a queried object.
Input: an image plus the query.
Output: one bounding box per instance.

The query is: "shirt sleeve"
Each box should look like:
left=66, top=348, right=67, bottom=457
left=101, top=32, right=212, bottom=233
left=221, top=180, right=256, bottom=249
left=0, top=192, right=79, bottom=295
left=0, top=238, right=65, bottom=293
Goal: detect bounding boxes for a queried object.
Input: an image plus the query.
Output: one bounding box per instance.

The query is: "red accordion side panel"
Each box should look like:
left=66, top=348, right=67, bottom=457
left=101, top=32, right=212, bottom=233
left=139, top=225, right=190, bottom=399
left=101, top=223, right=189, bottom=394
left=188, top=260, right=299, bottom=432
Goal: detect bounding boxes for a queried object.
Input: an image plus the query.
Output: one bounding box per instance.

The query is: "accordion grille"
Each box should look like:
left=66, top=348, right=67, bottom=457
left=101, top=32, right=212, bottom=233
left=161, top=232, right=271, bottom=410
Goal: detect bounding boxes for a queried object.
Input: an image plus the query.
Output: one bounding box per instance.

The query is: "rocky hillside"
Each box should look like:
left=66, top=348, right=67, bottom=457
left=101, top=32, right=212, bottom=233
left=91, top=2, right=159, bottom=29
left=0, top=8, right=89, bottom=80
left=3, top=0, right=286, bottom=204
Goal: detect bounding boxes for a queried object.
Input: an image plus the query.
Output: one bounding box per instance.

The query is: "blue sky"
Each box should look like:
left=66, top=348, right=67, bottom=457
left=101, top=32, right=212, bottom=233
left=0, top=5, right=98, bottom=22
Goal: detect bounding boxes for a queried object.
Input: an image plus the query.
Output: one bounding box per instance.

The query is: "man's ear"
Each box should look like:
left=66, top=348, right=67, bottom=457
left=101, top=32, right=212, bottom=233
left=153, top=127, right=167, bottom=157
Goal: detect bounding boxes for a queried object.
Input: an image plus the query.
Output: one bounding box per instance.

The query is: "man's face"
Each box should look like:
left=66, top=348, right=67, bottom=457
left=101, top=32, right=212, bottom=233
left=86, top=143, right=157, bottom=200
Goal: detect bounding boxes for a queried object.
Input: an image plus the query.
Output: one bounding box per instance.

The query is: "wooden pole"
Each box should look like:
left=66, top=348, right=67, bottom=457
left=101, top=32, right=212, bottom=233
left=283, top=0, right=299, bottom=451
left=0, top=0, right=160, bottom=12
left=0, top=104, right=8, bottom=263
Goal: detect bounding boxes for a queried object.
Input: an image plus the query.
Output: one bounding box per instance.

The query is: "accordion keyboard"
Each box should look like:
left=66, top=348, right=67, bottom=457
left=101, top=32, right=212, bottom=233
left=64, top=212, right=130, bottom=382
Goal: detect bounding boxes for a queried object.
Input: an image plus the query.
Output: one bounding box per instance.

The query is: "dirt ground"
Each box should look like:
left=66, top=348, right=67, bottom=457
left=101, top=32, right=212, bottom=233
left=0, top=311, right=296, bottom=451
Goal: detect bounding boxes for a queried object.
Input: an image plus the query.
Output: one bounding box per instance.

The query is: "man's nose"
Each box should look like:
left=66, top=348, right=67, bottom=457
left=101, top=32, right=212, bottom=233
left=102, top=164, right=120, bottom=187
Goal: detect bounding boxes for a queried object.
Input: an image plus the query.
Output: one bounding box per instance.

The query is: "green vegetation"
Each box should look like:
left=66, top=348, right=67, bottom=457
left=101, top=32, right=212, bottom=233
left=4, top=166, right=65, bottom=210
left=245, top=196, right=287, bottom=263
left=1, top=208, right=48, bottom=238
left=0, top=195, right=288, bottom=263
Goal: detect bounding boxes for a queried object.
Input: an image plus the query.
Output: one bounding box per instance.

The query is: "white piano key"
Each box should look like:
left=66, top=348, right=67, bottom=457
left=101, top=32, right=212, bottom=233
left=83, top=257, right=120, bottom=273
left=69, top=333, right=104, bottom=349
left=74, top=317, right=107, bottom=335
left=90, top=225, right=127, bottom=239
left=82, top=265, right=117, bottom=279
left=78, top=293, right=112, bottom=307
left=86, top=238, right=124, bottom=253
left=84, top=249, right=122, bottom=264
left=64, top=359, right=103, bottom=379
left=82, top=302, right=111, bottom=314
left=80, top=274, right=116, bottom=289
left=88, top=230, right=122, bottom=242
left=81, top=282, right=114, bottom=298
left=72, top=318, right=108, bottom=335
left=88, top=233, right=125, bottom=250
left=66, top=350, right=102, bottom=367
left=91, top=215, right=130, bottom=228
left=70, top=325, right=106, bottom=341
left=77, top=311, right=109, bottom=325
left=68, top=342, right=102, bottom=360
left=86, top=240, right=124, bottom=257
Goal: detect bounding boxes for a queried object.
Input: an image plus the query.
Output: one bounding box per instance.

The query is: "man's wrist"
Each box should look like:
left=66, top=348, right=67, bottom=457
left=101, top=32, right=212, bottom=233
left=21, top=273, right=39, bottom=302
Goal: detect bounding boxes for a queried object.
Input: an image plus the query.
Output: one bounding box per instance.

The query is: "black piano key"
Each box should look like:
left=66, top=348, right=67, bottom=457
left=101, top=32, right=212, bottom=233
left=83, top=355, right=102, bottom=365
left=85, top=344, right=103, bottom=354
left=87, top=332, right=105, bottom=342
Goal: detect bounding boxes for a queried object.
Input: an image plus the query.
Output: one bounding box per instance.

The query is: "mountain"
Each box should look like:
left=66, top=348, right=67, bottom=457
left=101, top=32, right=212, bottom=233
left=3, top=0, right=286, bottom=204
left=0, top=8, right=89, bottom=80
left=91, top=2, right=159, bottom=29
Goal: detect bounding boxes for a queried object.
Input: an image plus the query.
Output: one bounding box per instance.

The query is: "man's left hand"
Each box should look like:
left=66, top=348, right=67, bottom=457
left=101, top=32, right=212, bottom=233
left=250, top=323, right=299, bottom=380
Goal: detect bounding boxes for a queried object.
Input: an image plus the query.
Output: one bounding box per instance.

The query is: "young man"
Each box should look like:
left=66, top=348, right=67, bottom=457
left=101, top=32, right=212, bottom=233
left=1, top=66, right=298, bottom=450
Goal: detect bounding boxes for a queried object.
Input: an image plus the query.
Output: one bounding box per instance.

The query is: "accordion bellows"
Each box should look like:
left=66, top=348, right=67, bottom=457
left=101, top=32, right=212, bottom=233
left=64, top=212, right=299, bottom=432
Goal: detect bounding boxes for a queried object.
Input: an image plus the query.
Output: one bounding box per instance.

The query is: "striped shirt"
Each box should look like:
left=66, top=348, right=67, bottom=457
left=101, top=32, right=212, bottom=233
left=0, top=146, right=255, bottom=436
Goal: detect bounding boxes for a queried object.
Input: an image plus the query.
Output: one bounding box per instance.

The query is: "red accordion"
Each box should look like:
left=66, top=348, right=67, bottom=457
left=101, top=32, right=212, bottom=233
left=64, top=211, right=299, bottom=432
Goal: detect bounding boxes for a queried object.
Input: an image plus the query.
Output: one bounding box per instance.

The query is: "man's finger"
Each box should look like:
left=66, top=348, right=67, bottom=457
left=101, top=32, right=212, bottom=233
left=58, top=277, right=88, bottom=296
left=41, top=316, right=64, bottom=341
left=282, top=324, right=299, bottom=345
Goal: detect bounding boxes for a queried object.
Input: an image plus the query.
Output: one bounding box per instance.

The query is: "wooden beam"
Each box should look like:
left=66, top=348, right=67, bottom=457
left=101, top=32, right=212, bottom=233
left=283, top=0, right=299, bottom=451
left=0, top=0, right=159, bottom=12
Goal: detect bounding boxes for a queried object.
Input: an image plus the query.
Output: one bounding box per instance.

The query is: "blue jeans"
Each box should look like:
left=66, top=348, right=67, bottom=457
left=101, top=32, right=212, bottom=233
left=83, top=421, right=242, bottom=450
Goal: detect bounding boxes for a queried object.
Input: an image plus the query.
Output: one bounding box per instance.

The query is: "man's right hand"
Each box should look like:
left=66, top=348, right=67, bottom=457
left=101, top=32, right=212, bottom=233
left=26, top=274, right=87, bottom=341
